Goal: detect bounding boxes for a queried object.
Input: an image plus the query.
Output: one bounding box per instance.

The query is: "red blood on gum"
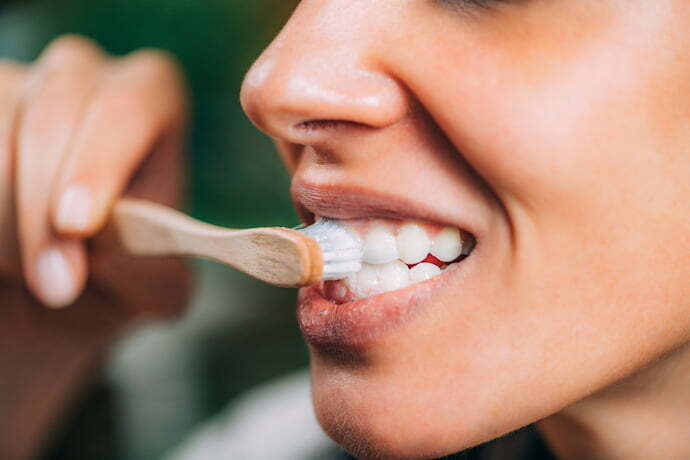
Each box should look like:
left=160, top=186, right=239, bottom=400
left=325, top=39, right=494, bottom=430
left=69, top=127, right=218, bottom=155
left=422, top=254, right=444, bottom=266
left=407, top=253, right=445, bottom=269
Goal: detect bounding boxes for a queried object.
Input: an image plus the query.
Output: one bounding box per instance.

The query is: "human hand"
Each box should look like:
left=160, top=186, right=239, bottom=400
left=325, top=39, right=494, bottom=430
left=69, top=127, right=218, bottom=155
left=0, top=34, right=191, bottom=313
left=0, top=34, right=193, bottom=458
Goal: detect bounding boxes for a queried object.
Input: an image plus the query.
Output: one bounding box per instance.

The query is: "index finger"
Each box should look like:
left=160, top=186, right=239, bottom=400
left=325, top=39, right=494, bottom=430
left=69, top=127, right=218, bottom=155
left=51, top=49, right=188, bottom=238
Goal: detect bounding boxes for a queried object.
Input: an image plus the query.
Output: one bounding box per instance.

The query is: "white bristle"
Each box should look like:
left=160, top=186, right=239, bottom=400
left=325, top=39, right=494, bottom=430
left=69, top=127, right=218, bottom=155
left=299, top=219, right=363, bottom=280
left=322, top=248, right=362, bottom=262
left=323, top=261, right=363, bottom=278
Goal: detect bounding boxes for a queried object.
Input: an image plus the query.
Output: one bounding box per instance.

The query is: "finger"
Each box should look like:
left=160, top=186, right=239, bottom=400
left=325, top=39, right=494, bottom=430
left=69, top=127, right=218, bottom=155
left=52, top=49, right=187, bottom=237
left=15, top=35, right=108, bottom=308
left=0, top=60, right=26, bottom=278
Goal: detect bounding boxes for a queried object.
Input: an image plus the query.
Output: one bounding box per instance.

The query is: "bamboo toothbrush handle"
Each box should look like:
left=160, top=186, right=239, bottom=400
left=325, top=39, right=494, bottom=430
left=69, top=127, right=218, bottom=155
left=107, top=199, right=323, bottom=288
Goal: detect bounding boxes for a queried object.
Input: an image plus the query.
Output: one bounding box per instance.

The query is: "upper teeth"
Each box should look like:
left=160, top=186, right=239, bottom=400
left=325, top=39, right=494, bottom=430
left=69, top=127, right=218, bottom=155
left=362, top=225, right=399, bottom=264
left=396, top=222, right=431, bottom=264
left=362, top=221, right=464, bottom=266
left=431, top=227, right=464, bottom=262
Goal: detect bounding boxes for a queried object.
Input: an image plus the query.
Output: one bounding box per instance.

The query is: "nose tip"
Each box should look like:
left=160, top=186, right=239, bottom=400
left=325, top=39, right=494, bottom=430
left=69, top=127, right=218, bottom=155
left=241, top=50, right=409, bottom=143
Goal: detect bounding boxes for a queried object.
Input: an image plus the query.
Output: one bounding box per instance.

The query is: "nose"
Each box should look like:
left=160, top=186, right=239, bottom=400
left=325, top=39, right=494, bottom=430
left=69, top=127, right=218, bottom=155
left=240, top=1, right=410, bottom=144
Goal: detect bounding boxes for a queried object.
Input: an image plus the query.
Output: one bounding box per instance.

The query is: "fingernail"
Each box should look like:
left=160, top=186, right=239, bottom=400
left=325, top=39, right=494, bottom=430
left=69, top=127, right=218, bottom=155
left=56, top=184, right=92, bottom=232
left=36, top=247, right=78, bottom=309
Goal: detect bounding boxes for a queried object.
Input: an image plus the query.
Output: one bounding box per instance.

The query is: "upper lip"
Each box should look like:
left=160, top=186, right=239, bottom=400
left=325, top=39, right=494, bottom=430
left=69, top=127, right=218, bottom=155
left=291, top=179, right=481, bottom=238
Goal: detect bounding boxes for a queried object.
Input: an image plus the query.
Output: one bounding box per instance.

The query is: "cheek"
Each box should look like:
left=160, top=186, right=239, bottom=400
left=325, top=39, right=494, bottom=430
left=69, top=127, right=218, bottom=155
left=401, top=2, right=690, bottom=221
left=454, top=4, right=690, bottom=361
left=452, top=9, right=690, bottom=320
left=461, top=52, right=686, bottom=216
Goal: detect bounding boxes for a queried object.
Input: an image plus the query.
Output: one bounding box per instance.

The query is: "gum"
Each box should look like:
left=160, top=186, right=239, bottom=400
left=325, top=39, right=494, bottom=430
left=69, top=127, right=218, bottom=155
left=340, top=218, right=455, bottom=240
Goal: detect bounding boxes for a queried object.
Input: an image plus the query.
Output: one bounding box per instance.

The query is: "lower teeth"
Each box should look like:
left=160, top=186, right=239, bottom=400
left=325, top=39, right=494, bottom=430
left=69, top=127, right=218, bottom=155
left=334, top=258, right=462, bottom=301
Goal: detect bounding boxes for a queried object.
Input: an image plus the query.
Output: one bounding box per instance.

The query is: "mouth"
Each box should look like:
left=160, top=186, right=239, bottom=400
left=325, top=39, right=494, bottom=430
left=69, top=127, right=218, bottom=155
left=296, top=208, right=478, bottom=349
left=320, top=218, right=475, bottom=303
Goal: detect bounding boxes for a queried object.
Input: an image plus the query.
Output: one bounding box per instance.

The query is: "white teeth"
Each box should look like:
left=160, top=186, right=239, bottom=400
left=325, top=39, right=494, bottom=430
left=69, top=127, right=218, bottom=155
left=431, top=227, right=463, bottom=262
left=363, top=225, right=399, bottom=264
left=336, top=220, right=471, bottom=301
left=378, top=260, right=410, bottom=293
left=351, top=263, right=380, bottom=297
left=346, top=261, right=411, bottom=297
left=409, top=262, right=441, bottom=283
left=396, top=222, right=431, bottom=265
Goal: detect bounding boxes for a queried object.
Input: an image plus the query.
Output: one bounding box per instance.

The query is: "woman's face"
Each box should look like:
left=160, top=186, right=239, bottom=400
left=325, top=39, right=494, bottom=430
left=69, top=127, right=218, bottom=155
left=241, top=1, right=690, bottom=458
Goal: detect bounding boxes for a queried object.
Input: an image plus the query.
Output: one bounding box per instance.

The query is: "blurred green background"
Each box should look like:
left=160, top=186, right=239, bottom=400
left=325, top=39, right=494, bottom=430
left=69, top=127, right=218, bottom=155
left=0, top=1, right=322, bottom=459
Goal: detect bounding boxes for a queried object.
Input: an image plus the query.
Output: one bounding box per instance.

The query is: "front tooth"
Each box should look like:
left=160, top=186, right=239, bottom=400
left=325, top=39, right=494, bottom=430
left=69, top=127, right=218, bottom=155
left=363, top=225, right=398, bottom=264
left=431, top=227, right=463, bottom=262
left=396, top=222, right=431, bottom=265
left=378, top=260, right=410, bottom=292
left=409, top=263, right=441, bottom=283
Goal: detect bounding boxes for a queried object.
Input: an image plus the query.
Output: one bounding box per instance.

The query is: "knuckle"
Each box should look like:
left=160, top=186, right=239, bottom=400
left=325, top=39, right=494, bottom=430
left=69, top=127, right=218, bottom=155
left=127, top=48, right=182, bottom=83
left=21, top=36, right=107, bottom=108
left=46, top=34, right=98, bottom=54
left=40, top=34, right=104, bottom=67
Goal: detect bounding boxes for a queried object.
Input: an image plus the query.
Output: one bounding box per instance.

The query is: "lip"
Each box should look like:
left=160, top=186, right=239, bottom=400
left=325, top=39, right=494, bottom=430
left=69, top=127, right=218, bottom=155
left=297, top=239, right=481, bottom=350
left=291, top=180, right=484, bottom=239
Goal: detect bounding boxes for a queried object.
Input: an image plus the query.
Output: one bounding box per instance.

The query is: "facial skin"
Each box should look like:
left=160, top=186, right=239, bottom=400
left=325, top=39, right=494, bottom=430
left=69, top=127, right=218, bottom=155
left=241, top=1, right=690, bottom=458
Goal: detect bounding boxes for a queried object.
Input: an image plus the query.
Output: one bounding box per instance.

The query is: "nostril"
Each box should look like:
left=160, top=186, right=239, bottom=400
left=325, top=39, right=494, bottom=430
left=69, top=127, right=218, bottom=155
left=294, top=119, right=369, bottom=133
left=289, top=120, right=375, bottom=150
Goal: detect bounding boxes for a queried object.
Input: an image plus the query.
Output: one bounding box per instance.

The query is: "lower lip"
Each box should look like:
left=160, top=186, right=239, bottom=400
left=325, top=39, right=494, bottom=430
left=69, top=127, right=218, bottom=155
left=296, top=252, right=479, bottom=349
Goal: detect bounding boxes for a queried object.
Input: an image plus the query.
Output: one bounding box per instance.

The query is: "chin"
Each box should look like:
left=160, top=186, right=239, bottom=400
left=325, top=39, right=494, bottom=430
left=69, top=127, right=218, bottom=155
left=309, top=359, right=494, bottom=460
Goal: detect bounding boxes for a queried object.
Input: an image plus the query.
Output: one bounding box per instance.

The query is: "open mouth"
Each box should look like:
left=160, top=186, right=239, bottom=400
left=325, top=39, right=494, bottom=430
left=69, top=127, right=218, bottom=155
left=291, top=179, right=486, bottom=349
left=297, top=216, right=478, bottom=349
left=318, top=218, right=476, bottom=303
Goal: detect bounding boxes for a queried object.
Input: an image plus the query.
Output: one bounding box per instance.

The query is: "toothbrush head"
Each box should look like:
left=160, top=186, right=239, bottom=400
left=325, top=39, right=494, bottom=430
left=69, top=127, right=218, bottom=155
left=299, top=218, right=363, bottom=281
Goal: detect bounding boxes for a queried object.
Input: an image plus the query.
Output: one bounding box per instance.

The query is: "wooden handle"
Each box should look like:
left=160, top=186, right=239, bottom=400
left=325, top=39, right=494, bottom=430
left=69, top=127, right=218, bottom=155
left=107, top=199, right=323, bottom=288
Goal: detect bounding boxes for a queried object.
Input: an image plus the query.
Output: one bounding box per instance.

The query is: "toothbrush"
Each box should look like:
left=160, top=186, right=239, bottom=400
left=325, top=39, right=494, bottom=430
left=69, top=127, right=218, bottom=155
left=106, top=199, right=363, bottom=287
